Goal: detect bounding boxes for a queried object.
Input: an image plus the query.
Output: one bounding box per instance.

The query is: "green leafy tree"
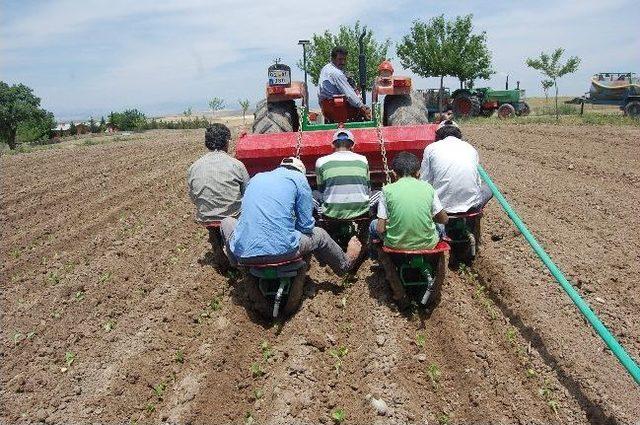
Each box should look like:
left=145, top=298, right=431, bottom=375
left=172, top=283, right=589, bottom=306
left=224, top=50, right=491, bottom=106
left=0, top=82, right=55, bottom=149
left=99, top=116, right=106, bottom=131
left=108, top=109, right=147, bottom=131
left=89, top=117, right=99, bottom=133
left=208, top=97, right=225, bottom=119
left=238, top=99, right=250, bottom=123
left=297, top=21, right=390, bottom=88
left=526, top=48, right=580, bottom=119
left=541, top=79, right=554, bottom=103
left=69, top=121, right=77, bottom=136
left=397, top=15, right=494, bottom=112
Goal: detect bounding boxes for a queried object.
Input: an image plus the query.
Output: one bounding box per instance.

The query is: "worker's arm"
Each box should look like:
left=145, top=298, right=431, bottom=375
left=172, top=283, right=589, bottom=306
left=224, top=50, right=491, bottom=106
left=294, top=174, right=316, bottom=234
left=419, top=147, right=432, bottom=183
left=238, top=162, right=250, bottom=195
left=432, top=192, right=448, bottom=224
left=376, top=218, right=387, bottom=235
left=330, top=68, right=365, bottom=109
left=376, top=192, right=388, bottom=235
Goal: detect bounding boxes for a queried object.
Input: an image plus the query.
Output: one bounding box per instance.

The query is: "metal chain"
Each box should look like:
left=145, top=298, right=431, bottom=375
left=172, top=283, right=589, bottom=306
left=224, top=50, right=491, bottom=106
left=294, top=108, right=303, bottom=159
left=375, top=114, right=391, bottom=184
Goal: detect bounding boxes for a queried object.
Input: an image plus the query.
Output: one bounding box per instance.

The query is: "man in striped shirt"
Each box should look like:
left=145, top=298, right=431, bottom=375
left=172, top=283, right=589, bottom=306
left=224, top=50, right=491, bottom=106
left=315, top=129, right=372, bottom=219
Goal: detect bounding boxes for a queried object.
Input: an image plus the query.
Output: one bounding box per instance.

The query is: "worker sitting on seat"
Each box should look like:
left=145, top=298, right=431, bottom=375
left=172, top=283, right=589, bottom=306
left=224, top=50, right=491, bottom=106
left=420, top=120, right=492, bottom=213
left=369, top=152, right=448, bottom=250
left=220, top=157, right=361, bottom=275
left=187, top=123, right=250, bottom=222
left=318, top=46, right=372, bottom=123
left=314, top=129, right=375, bottom=219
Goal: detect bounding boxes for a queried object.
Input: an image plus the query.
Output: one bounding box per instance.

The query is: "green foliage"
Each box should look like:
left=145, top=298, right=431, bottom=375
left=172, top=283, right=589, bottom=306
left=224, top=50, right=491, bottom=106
left=208, top=97, right=225, bottom=116
left=89, top=117, right=99, bottom=133
left=108, top=109, right=147, bottom=131
left=239, top=99, right=250, bottom=121
left=175, top=350, right=185, bottom=364
left=65, top=351, right=76, bottom=367
left=331, top=408, right=346, bottom=423
left=250, top=362, right=264, bottom=378
left=0, top=81, right=56, bottom=149
left=152, top=381, right=167, bottom=399
left=297, top=21, right=390, bottom=88
left=541, top=80, right=554, bottom=100
left=183, top=107, right=192, bottom=117
left=526, top=48, right=580, bottom=119
left=260, top=340, right=273, bottom=361
left=397, top=15, right=493, bottom=92
left=415, top=333, right=426, bottom=348
left=426, top=363, right=441, bottom=387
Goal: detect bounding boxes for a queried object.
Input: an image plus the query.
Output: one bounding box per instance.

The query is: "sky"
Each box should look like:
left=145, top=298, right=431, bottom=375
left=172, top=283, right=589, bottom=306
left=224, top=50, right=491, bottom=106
left=1, top=0, right=639, bottom=121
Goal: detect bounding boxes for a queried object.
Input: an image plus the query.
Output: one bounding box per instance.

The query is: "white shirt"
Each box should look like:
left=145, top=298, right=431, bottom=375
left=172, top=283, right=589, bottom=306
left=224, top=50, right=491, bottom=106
left=419, top=136, right=481, bottom=213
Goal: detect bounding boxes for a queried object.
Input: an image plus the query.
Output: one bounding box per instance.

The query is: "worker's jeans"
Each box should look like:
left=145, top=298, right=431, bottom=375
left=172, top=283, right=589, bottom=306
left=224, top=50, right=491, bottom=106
left=220, top=217, right=352, bottom=275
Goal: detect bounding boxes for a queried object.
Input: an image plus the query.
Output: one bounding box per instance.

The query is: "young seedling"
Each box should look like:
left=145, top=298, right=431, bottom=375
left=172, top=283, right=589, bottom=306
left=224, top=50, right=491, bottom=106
left=437, top=413, right=450, bottom=425
left=75, top=291, right=85, bottom=301
left=65, top=351, right=76, bottom=367
left=506, top=327, right=517, bottom=346
left=427, top=363, right=441, bottom=388
left=331, top=408, right=346, bottom=423
left=526, top=368, right=537, bottom=378
left=152, top=381, right=167, bottom=399
left=329, top=346, right=348, bottom=375
left=145, top=403, right=156, bottom=413
left=26, top=331, right=36, bottom=340
left=9, top=248, right=21, bottom=259
left=47, top=271, right=61, bottom=285
left=175, top=244, right=186, bottom=253
left=99, top=272, right=112, bottom=283
left=260, top=341, right=273, bottom=361
left=175, top=350, right=185, bottom=364
left=539, top=379, right=560, bottom=414
left=253, top=388, right=264, bottom=400
left=209, top=297, right=222, bottom=312
left=12, top=331, right=24, bottom=346
left=244, top=411, right=255, bottom=425
left=250, top=362, right=264, bottom=378
left=103, top=320, right=116, bottom=332
left=415, top=333, right=426, bottom=348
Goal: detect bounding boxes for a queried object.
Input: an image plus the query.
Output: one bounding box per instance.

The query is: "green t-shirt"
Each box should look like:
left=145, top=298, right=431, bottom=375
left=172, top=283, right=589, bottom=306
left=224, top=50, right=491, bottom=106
left=379, top=177, right=442, bottom=250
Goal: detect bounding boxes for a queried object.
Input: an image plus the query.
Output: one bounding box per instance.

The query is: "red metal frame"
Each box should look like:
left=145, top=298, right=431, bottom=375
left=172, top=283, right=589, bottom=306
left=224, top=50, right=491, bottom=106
left=239, top=257, right=303, bottom=268
left=447, top=208, right=484, bottom=219
left=372, top=76, right=412, bottom=103
left=266, top=81, right=306, bottom=103
left=382, top=240, right=450, bottom=255
left=201, top=221, right=222, bottom=228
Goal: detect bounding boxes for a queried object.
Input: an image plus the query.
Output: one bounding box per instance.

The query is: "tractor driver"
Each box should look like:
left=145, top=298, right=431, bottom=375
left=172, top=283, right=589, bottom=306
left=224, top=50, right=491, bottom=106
left=419, top=121, right=492, bottom=213
left=220, top=157, right=362, bottom=275
left=319, top=46, right=372, bottom=123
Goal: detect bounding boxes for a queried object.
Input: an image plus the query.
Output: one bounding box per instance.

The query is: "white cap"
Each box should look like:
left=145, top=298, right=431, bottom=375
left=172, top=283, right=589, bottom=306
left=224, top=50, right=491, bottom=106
left=280, top=157, right=306, bottom=174
left=438, top=119, right=459, bottom=129
left=331, top=129, right=355, bottom=145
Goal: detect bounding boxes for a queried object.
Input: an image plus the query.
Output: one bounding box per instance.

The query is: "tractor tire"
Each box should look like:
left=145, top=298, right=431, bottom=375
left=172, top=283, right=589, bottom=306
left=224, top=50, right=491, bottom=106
left=519, top=102, right=531, bottom=116
left=383, top=91, right=430, bottom=126
left=480, top=109, right=495, bottom=117
left=624, top=101, right=640, bottom=117
left=252, top=99, right=298, bottom=134
left=244, top=275, right=273, bottom=319
left=422, top=253, right=447, bottom=310
left=497, top=103, right=516, bottom=119
left=282, top=263, right=308, bottom=317
left=452, top=93, right=481, bottom=118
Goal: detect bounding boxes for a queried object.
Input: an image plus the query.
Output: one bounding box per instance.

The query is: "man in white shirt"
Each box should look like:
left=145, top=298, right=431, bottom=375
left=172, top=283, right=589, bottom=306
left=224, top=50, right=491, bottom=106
left=419, top=121, right=492, bottom=213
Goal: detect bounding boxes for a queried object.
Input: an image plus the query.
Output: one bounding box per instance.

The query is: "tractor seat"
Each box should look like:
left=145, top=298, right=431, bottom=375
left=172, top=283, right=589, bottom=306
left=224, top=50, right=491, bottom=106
left=201, top=221, right=222, bottom=228
left=239, top=256, right=304, bottom=269
left=447, top=208, right=484, bottom=219
left=382, top=241, right=450, bottom=255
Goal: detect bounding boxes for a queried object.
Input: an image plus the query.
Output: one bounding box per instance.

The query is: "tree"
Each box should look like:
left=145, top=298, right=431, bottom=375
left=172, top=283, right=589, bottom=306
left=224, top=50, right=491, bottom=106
left=208, top=97, right=225, bottom=120
left=99, top=116, right=106, bottom=131
left=238, top=99, right=250, bottom=123
left=541, top=80, right=554, bottom=103
left=526, top=48, right=580, bottom=119
left=89, top=117, right=99, bottom=133
left=69, top=121, right=77, bottom=136
left=0, top=82, right=54, bottom=149
left=397, top=15, right=493, bottom=112
left=297, top=21, right=390, bottom=89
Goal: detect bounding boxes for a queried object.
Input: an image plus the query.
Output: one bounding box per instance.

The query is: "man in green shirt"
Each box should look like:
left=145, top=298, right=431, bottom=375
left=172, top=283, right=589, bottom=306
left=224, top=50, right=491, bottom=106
left=369, top=151, right=448, bottom=250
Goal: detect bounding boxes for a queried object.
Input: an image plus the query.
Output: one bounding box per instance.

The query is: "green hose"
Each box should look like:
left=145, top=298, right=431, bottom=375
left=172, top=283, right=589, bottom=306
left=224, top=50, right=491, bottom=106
left=477, top=164, right=640, bottom=385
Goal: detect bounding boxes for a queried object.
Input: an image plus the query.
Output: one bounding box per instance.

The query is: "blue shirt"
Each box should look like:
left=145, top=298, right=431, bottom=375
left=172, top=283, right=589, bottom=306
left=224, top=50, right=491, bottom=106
left=318, top=62, right=364, bottom=108
left=230, top=167, right=315, bottom=258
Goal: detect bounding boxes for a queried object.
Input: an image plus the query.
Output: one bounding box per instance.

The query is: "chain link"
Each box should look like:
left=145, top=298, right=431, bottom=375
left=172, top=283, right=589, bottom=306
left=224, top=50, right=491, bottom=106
left=294, top=108, right=303, bottom=159
left=375, top=110, right=391, bottom=184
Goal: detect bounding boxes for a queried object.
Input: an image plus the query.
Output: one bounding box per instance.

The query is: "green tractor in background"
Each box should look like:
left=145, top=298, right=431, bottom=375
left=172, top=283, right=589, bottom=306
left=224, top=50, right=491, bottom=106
left=451, top=78, right=530, bottom=119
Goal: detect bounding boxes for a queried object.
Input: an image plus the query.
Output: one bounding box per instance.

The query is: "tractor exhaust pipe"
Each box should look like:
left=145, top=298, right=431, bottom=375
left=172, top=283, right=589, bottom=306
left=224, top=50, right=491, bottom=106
left=358, top=30, right=366, bottom=105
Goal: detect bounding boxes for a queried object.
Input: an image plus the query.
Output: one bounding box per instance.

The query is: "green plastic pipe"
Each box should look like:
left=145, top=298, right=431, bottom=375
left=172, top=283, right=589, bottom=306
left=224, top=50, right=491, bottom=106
left=477, top=164, right=640, bottom=386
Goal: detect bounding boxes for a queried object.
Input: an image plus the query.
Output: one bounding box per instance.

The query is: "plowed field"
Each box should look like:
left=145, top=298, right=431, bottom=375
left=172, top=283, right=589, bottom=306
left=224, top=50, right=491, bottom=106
left=1, top=124, right=639, bottom=424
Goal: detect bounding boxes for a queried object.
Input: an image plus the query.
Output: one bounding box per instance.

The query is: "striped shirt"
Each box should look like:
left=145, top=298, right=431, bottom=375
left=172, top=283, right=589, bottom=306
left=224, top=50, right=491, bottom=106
left=315, top=151, right=370, bottom=219
left=187, top=151, right=250, bottom=222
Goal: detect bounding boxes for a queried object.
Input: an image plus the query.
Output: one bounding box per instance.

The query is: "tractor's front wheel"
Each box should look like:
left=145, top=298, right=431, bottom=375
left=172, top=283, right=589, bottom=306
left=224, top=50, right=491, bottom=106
left=624, top=101, right=640, bottom=117
left=252, top=99, right=299, bottom=134
left=497, top=103, right=516, bottom=119
left=383, top=91, right=430, bottom=126
left=518, top=102, right=531, bottom=116
left=452, top=93, right=481, bottom=118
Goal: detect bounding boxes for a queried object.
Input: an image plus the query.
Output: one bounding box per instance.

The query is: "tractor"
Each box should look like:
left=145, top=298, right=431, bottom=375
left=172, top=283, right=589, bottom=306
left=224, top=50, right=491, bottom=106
left=235, top=34, right=441, bottom=316
left=450, top=79, right=530, bottom=119
left=566, top=72, right=640, bottom=117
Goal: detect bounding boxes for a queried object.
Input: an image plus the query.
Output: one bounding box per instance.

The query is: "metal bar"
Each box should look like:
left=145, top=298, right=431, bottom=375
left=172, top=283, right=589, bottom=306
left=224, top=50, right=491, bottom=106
left=477, top=164, right=640, bottom=385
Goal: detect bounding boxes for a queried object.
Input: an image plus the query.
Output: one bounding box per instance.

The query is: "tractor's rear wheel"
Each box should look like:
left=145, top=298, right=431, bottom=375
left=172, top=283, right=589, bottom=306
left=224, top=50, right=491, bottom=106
left=452, top=93, right=481, bottom=118
left=282, top=264, right=308, bottom=316
left=497, top=103, right=516, bottom=119
left=252, top=99, right=299, bottom=134
left=244, top=275, right=272, bottom=319
left=383, top=91, right=430, bottom=126
left=624, top=101, right=640, bottom=117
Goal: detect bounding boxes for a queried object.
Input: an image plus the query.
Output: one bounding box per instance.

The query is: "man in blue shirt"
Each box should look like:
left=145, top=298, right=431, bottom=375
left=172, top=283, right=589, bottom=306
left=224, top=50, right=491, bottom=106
left=319, top=46, right=372, bottom=123
left=221, top=157, right=361, bottom=275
